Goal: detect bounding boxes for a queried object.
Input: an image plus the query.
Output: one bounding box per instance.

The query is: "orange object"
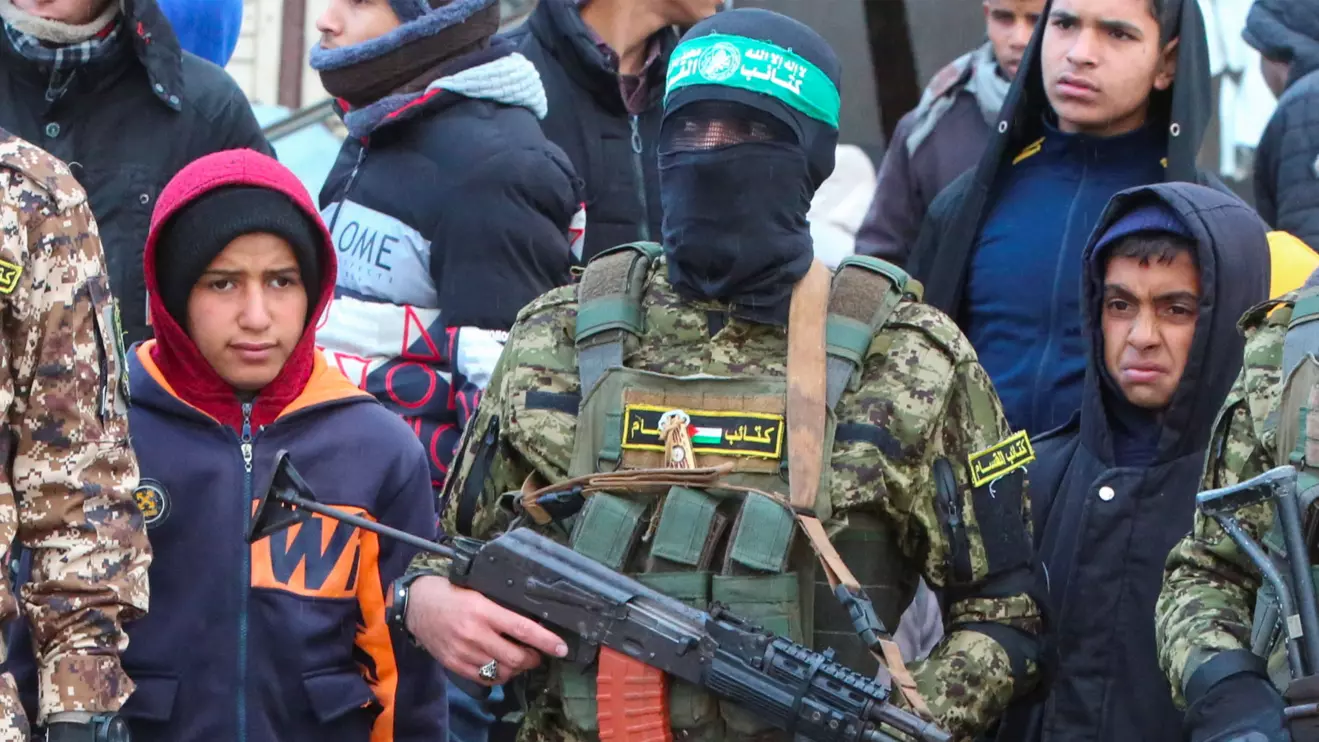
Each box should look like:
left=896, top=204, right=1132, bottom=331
left=596, top=647, right=673, bottom=742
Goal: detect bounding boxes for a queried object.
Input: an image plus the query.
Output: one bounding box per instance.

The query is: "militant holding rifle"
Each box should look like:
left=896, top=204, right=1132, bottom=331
left=248, top=451, right=951, bottom=742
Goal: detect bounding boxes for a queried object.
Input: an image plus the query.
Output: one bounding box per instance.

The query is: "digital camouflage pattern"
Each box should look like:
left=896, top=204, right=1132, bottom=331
left=0, top=132, right=150, bottom=734
left=1155, top=297, right=1288, bottom=706
left=418, top=263, right=1042, bottom=741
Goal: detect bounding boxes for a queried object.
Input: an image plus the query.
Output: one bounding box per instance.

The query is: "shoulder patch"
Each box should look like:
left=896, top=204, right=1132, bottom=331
left=0, top=135, right=87, bottom=213
left=133, top=478, right=171, bottom=529
left=968, top=431, right=1035, bottom=488
left=0, top=260, right=23, bottom=295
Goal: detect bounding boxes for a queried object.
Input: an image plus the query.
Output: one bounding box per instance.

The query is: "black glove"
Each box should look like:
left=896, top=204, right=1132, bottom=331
left=1185, top=671, right=1289, bottom=742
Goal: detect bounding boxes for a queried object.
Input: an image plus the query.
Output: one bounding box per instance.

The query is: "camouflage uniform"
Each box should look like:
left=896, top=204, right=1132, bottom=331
left=0, top=132, right=151, bottom=738
left=1155, top=296, right=1290, bottom=703
left=417, top=262, right=1043, bottom=742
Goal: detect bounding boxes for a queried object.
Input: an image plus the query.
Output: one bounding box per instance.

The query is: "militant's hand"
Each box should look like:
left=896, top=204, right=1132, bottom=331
left=404, top=575, right=568, bottom=685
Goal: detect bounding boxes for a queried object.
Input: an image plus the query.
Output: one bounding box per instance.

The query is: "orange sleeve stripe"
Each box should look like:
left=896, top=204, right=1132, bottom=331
left=356, top=530, right=400, bottom=742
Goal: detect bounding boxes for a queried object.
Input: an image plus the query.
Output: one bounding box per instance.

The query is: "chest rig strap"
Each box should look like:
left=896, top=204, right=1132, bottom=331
left=790, top=260, right=933, bottom=719
left=824, top=256, right=920, bottom=409
left=575, top=242, right=664, bottom=396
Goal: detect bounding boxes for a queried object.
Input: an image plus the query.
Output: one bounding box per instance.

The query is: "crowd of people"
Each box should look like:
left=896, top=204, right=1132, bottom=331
left=0, top=0, right=1313, bottom=741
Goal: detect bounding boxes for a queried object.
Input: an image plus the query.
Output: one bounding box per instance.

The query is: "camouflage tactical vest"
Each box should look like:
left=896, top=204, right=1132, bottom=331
left=1251, top=287, right=1319, bottom=689
left=554, top=243, right=919, bottom=741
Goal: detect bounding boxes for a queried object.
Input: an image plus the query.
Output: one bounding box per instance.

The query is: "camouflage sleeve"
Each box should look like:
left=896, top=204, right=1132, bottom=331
left=910, top=358, right=1042, bottom=739
left=848, top=307, right=1040, bottom=740
left=411, top=289, right=579, bottom=576
left=1155, top=344, right=1276, bottom=707
left=0, top=143, right=151, bottom=722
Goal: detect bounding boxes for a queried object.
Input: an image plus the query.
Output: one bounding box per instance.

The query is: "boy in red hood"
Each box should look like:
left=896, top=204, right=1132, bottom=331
left=8, top=149, right=448, bottom=742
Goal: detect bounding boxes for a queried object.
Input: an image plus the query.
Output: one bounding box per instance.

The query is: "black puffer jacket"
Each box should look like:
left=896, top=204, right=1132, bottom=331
left=0, top=0, right=270, bottom=343
left=995, top=183, right=1270, bottom=742
left=1245, top=0, right=1319, bottom=248
left=505, top=0, right=670, bottom=262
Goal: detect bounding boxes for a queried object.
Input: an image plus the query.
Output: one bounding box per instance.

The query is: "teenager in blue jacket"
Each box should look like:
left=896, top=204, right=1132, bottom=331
left=8, top=148, right=448, bottom=741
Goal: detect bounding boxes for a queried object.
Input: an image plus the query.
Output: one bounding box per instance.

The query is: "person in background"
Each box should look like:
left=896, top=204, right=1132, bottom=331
left=807, top=143, right=878, bottom=269
left=1242, top=0, right=1319, bottom=249
left=998, top=183, right=1268, bottom=742
left=156, top=0, right=244, bottom=66
left=855, top=0, right=1045, bottom=265
left=507, top=0, right=722, bottom=262
left=0, top=0, right=271, bottom=345
left=908, top=0, right=1218, bottom=437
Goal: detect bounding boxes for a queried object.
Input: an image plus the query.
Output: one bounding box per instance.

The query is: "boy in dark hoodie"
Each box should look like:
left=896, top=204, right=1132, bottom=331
left=996, top=183, right=1269, bottom=742
left=908, top=0, right=1215, bottom=437
left=9, top=149, right=448, bottom=741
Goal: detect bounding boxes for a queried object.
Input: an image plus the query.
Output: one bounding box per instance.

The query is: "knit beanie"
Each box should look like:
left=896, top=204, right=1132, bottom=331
left=153, top=186, right=323, bottom=328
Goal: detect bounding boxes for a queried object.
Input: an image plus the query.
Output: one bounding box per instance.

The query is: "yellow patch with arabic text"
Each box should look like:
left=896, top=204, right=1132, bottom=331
left=0, top=260, right=22, bottom=294
left=621, top=403, right=785, bottom=460
left=968, top=431, right=1035, bottom=488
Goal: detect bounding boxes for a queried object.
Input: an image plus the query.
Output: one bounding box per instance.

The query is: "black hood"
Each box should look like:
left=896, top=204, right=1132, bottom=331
left=1243, top=0, right=1319, bottom=85
left=1078, top=183, right=1269, bottom=465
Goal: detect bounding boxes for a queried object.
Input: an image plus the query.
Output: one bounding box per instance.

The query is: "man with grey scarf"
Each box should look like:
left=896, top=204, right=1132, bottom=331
left=855, top=0, right=1043, bottom=266
left=0, top=0, right=270, bottom=345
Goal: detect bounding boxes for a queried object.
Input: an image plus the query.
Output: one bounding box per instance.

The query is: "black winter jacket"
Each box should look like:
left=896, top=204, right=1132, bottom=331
left=0, top=0, right=270, bottom=343
left=505, top=0, right=670, bottom=262
left=993, top=183, right=1270, bottom=742
left=1246, top=0, right=1319, bottom=248
left=316, top=41, right=579, bottom=482
left=908, top=0, right=1216, bottom=317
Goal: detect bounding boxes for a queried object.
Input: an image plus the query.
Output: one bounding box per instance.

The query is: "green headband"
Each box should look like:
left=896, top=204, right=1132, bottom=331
left=665, top=33, right=841, bottom=129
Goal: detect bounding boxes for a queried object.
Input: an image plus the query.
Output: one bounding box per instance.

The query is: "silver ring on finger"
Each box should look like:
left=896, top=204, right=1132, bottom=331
left=479, top=659, right=499, bottom=682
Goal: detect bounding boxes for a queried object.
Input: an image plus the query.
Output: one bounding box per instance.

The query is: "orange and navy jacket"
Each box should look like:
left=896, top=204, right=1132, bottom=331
left=3, top=150, right=447, bottom=741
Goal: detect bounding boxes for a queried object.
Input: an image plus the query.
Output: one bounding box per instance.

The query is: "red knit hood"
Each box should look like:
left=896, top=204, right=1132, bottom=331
left=143, top=149, right=338, bottom=433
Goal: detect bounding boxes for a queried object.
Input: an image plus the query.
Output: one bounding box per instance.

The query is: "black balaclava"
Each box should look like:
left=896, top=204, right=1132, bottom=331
left=659, top=9, right=841, bottom=326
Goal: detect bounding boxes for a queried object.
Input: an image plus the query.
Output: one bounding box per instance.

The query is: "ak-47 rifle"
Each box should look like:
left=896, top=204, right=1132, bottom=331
left=247, top=451, right=951, bottom=742
left=1196, top=465, right=1319, bottom=738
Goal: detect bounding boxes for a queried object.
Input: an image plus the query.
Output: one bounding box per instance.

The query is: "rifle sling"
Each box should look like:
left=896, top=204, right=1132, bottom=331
left=787, top=260, right=932, bottom=719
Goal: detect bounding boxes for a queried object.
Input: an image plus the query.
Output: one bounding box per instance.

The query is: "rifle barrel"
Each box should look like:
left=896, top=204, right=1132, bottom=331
left=278, top=491, right=457, bottom=559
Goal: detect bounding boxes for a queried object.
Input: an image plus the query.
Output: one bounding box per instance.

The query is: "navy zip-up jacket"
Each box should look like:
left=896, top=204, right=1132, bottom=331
left=964, top=123, right=1165, bottom=434
left=113, top=346, right=447, bottom=741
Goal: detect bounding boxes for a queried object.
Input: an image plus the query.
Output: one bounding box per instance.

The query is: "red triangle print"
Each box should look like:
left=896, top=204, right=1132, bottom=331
left=401, top=305, right=443, bottom=362
left=333, top=352, right=371, bottom=389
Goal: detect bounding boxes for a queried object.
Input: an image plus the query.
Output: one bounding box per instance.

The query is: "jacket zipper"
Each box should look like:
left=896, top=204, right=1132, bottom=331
left=325, top=141, right=369, bottom=242
left=629, top=115, right=651, bottom=242
left=237, top=402, right=253, bottom=742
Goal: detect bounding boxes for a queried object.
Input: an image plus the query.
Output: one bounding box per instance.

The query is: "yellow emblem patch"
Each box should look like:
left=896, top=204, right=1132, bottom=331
left=0, top=260, right=22, bottom=294
left=622, top=404, right=785, bottom=459
left=968, top=431, right=1035, bottom=488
